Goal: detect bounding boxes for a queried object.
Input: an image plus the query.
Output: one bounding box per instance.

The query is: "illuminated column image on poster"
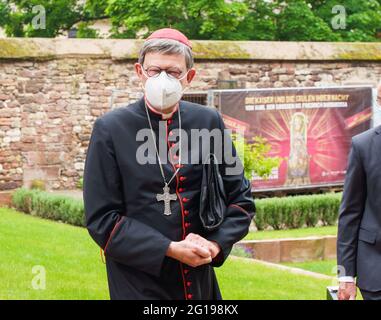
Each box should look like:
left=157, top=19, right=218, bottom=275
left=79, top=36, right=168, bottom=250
left=285, top=112, right=311, bottom=186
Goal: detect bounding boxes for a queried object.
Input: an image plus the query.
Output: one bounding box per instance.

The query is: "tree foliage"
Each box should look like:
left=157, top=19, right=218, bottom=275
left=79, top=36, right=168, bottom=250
left=0, top=0, right=380, bottom=41
left=232, top=134, right=282, bottom=181
left=0, top=0, right=82, bottom=37
left=308, top=0, right=381, bottom=42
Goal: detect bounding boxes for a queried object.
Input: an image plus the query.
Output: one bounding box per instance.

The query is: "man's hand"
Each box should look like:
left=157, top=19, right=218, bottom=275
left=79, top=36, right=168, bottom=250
left=185, top=233, right=221, bottom=259
left=338, top=281, right=357, bottom=300
left=166, top=239, right=212, bottom=267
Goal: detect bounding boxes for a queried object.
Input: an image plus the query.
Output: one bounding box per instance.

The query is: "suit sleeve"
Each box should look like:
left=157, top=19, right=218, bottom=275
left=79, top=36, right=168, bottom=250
left=83, top=117, right=172, bottom=277
left=337, top=139, right=367, bottom=278
left=205, top=110, right=256, bottom=267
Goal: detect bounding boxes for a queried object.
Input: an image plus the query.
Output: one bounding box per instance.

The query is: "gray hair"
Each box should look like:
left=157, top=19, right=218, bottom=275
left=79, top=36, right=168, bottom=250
left=138, top=38, right=194, bottom=69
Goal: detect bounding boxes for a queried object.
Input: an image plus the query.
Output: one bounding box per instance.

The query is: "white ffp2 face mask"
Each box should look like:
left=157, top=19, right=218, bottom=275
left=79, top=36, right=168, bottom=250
left=144, top=71, right=187, bottom=110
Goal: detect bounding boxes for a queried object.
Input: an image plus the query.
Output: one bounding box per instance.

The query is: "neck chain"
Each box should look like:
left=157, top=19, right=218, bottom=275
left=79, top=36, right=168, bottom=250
left=144, top=101, right=182, bottom=215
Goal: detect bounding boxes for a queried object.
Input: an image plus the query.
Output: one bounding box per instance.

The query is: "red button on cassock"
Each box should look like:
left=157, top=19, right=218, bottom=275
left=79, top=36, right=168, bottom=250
left=179, top=176, right=187, bottom=181
left=187, top=281, right=192, bottom=287
left=184, top=269, right=189, bottom=274
left=185, top=222, right=191, bottom=228
left=178, top=188, right=185, bottom=192
left=184, top=210, right=189, bottom=215
left=187, top=294, right=193, bottom=299
left=167, top=119, right=172, bottom=125
left=182, top=197, right=189, bottom=202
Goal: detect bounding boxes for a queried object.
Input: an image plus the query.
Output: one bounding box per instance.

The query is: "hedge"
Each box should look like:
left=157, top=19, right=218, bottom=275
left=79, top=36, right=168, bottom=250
left=254, top=192, right=342, bottom=230
left=11, top=187, right=85, bottom=227
left=11, top=187, right=342, bottom=231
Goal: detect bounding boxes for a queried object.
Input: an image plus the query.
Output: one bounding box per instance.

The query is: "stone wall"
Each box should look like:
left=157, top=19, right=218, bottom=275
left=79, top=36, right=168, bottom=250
left=235, top=236, right=337, bottom=263
left=0, top=39, right=381, bottom=190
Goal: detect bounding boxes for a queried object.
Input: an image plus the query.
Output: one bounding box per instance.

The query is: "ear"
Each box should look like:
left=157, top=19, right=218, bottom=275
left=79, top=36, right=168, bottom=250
left=186, top=68, right=196, bottom=84
left=134, top=63, right=144, bottom=81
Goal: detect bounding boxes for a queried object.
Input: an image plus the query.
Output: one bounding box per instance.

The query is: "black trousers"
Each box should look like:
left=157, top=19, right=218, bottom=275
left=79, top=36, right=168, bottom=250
left=360, top=289, right=381, bottom=300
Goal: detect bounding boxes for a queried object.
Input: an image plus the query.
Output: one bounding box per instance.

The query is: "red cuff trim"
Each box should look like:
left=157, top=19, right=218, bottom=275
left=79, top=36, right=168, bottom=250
left=103, top=216, right=125, bottom=255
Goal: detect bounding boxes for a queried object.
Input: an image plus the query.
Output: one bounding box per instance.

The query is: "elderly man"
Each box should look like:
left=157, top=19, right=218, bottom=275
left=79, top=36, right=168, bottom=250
left=337, top=81, right=381, bottom=300
left=83, top=28, right=255, bottom=300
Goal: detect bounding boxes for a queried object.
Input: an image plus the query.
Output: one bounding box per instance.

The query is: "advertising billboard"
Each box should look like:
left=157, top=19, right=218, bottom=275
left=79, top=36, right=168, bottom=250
left=214, top=86, right=373, bottom=191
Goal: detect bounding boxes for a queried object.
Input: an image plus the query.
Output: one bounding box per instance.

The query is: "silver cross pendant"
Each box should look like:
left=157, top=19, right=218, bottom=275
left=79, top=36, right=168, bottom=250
left=156, top=184, right=177, bottom=216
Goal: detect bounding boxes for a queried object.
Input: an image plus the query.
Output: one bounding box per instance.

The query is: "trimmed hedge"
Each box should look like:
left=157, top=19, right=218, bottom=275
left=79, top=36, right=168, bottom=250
left=11, top=187, right=85, bottom=227
left=11, top=187, right=342, bottom=231
left=254, top=192, right=342, bottom=230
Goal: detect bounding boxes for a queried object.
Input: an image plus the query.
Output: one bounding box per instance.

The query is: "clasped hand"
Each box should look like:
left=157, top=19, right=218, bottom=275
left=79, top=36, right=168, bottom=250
left=166, top=233, right=221, bottom=268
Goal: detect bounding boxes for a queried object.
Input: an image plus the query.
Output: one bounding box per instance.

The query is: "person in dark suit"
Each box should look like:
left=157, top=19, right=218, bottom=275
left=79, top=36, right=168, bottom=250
left=337, top=82, right=381, bottom=300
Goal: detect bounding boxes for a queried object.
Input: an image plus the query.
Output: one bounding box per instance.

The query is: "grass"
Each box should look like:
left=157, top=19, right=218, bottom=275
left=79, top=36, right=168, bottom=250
left=0, top=207, right=108, bottom=299
left=244, top=225, right=337, bottom=241
left=0, top=206, right=333, bottom=300
left=215, top=258, right=333, bottom=300
left=282, top=260, right=337, bottom=276
left=281, top=259, right=363, bottom=300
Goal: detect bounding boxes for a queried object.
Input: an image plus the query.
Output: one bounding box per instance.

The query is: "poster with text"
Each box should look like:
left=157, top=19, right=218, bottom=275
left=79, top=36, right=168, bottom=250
left=216, top=86, right=372, bottom=191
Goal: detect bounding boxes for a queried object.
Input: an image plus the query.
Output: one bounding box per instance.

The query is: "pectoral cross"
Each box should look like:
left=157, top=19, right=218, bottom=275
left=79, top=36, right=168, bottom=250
left=156, top=184, right=177, bottom=216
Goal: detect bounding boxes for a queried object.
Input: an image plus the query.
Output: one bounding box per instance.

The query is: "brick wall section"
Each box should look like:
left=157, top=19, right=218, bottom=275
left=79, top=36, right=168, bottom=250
left=0, top=39, right=380, bottom=190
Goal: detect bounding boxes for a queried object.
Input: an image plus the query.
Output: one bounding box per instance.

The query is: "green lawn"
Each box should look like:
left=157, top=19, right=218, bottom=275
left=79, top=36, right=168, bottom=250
left=244, top=225, right=337, bottom=241
left=0, top=207, right=332, bottom=300
left=281, top=259, right=364, bottom=300
left=282, top=260, right=337, bottom=276
left=0, top=207, right=108, bottom=299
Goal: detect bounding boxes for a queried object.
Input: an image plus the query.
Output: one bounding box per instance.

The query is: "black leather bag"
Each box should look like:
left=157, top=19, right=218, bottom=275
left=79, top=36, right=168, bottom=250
left=199, top=153, right=227, bottom=231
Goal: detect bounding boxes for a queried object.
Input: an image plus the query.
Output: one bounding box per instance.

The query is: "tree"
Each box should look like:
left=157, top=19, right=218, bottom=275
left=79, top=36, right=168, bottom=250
left=0, top=0, right=110, bottom=37
left=308, top=0, right=381, bottom=42
left=232, top=134, right=282, bottom=181
left=276, top=0, right=339, bottom=41
left=0, top=0, right=83, bottom=37
left=0, top=1, right=10, bottom=27
left=236, top=0, right=278, bottom=41
left=0, top=0, right=380, bottom=41
left=105, top=0, right=248, bottom=40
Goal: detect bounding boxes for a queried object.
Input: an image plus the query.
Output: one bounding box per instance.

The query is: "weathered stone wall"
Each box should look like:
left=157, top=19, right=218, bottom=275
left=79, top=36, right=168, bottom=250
left=235, top=235, right=337, bottom=263
left=0, top=39, right=380, bottom=190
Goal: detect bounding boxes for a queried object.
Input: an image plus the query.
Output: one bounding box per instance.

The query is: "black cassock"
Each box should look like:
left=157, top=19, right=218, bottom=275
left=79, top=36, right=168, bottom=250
left=83, top=96, right=255, bottom=300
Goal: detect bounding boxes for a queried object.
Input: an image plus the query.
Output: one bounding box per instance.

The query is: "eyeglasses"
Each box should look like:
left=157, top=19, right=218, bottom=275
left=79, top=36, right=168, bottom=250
left=141, top=65, right=188, bottom=80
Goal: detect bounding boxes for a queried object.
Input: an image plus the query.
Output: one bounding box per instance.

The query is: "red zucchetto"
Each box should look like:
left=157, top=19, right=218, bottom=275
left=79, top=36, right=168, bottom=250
left=146, top=28, right=192, bottom=49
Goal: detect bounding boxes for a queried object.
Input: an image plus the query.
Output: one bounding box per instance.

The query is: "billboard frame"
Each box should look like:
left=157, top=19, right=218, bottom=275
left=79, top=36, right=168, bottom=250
left=208, top=85, right=375, bottom=193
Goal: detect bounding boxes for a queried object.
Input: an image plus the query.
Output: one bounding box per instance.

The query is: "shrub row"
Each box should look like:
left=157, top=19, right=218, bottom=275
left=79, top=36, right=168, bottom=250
left=12, top=187, right=85, bottom=227
left=11, top=187, right=342, bottom=231
left=254, top=192, right=342, bottom=230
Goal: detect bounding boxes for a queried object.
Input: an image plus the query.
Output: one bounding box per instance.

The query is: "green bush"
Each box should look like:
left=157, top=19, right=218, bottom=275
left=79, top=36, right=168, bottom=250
left=77, top=177, right=83, bottom=190
left=231, top=245, right=253, bottom=258
left=254, top=193, right=342, bottom=231
left=11, top=187, right=342, bottom=232
left=11, top=188, right=85, bottom=227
